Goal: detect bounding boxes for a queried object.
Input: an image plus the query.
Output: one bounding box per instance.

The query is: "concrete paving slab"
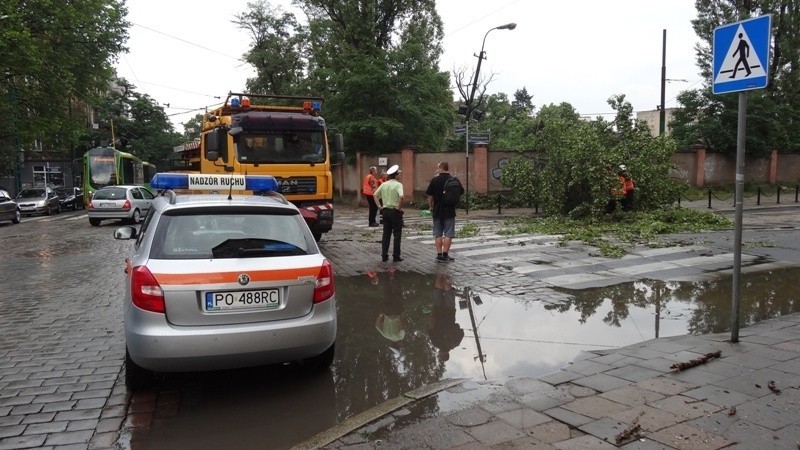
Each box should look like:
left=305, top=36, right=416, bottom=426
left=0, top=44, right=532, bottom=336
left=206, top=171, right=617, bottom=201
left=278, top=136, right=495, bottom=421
left=561, top=396, right=629, bottom=420
left=770, top=357, right=800, bottom=375
left=570, top=373, right=632, bottom=393
left=496, top=407, right=551, bottom=429
left=711, top=367, right=798, bottom=399
left=681, top=384, right=755, bottom=408
left=619, top=437, right=675, bottom=449
left=599, top=385, right=666, bottom=407
left=561, top=359, right=614, bottom=376
left=524, top=420, right=572, bottom=444
left=465, top=419, right=526, bottom=446
left=649, top=395, right=723, bottom=420
left=604, top=365, right=665, bottom=383
left=542, top=407, right=594, bottom=428
left=578, top=417, right=634, bottom=445
left=553, top=433, right=617, bottom=449
left=539, top=368, right=602, bottom=385
left=445, top=406, right=493, bottom=427
left=647, top=423, right=733, bottom=449
left=609, top=404, right=685, bottom=432
left=635, top=377, right=697, bottom=396
left=733, top=387, right=800, bottom=431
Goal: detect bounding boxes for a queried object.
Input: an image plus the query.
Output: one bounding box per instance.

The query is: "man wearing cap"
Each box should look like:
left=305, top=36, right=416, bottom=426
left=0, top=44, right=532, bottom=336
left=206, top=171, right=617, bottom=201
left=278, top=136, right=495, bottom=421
left=373, top=165, right=404, bottom=262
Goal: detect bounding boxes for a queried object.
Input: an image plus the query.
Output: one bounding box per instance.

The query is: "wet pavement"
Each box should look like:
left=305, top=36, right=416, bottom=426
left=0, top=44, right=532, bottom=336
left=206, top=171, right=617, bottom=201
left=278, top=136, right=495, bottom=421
left=293, top=197, right=800, bottom=449
left=1, top=196, right=800, bottom=449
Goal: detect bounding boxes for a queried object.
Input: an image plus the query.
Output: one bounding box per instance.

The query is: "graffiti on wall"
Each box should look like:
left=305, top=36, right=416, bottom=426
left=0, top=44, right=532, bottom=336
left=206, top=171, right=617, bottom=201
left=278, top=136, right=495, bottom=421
left=492, top=158, right=508, bottom=180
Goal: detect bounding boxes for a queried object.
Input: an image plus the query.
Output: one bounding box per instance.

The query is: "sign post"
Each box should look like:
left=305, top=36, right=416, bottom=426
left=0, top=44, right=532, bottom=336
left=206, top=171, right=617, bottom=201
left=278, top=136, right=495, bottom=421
left=712, top=15, right=771, bottom=343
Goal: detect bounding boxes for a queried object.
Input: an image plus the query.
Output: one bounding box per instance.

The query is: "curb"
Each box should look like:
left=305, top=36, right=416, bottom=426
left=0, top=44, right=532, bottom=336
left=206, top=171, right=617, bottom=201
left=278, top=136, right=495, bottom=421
left=291, top=378, right=469, bottom=449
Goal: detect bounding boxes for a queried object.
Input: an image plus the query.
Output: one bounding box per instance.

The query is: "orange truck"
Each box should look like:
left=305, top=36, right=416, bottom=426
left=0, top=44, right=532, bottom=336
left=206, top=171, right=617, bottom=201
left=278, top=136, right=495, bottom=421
left=182, top=93, right=344, bottom=241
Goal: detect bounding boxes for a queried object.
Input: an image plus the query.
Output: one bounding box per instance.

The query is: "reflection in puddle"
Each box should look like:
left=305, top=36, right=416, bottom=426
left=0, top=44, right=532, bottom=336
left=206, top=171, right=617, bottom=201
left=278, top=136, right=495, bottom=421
left=335, top=266, right=800, bottom=417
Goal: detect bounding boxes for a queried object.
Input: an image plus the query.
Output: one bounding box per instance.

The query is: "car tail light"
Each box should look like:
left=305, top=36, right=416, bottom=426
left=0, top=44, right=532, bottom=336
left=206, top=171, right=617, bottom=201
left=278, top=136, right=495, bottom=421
left=131, top=266, right=165, bottom=313
left=122, top=199, right=131, bottom=210
left=87, top=202, right=93, bottom=210
left=313, top=260, right=334, bottom=303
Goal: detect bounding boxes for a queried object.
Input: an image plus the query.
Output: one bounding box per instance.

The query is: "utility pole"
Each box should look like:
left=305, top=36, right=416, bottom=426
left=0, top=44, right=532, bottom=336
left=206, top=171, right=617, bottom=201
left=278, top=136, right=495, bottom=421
left=660, top=29, right=667, bottom=136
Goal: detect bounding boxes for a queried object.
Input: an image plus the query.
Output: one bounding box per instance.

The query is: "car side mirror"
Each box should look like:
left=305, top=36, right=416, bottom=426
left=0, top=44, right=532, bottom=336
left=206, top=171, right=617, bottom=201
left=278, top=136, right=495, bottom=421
left=114, top=226, right=138, bottom=240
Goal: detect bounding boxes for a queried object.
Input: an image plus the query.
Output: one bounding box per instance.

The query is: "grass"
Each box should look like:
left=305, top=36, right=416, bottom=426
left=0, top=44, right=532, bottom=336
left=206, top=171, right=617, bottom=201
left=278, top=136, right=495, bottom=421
left=456, top=221, right=480, bottom=238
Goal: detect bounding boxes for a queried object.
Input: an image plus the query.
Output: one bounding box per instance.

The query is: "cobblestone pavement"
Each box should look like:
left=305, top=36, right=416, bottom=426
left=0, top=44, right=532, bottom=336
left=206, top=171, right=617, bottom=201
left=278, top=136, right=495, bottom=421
left=0, top=213, right=129, bottom=449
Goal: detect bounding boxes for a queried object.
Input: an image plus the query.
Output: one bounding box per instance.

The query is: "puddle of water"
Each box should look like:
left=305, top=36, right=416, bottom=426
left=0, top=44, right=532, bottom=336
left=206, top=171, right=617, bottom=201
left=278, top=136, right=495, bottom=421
left=334, top=266, right=800, bottom=400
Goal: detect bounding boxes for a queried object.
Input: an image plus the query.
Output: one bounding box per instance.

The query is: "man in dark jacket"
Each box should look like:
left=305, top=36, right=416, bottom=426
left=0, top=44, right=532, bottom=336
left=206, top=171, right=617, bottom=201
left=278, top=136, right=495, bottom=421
left=425, top=162, right=464, bottom=262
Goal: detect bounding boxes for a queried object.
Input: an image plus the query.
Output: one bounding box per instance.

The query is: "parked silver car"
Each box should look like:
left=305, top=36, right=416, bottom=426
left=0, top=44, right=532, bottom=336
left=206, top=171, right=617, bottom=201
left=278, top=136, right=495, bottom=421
left=113, top=173, right=336, bottom=390
left=0, top=189, right=21, bottom=225
left=87, top=185, right=155, bottom=226
left=15, top=187, right=61, bottom=216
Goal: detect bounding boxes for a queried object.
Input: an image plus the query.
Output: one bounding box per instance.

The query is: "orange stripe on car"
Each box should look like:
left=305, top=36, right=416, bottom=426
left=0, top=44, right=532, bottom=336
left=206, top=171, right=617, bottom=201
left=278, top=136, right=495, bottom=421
left=152, top=267, right=321, bottom=285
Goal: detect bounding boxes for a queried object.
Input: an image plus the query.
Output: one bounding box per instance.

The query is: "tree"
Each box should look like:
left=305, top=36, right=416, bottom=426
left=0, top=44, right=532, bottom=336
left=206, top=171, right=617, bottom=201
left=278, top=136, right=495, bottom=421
left=0, top=0, right=129, bottom=176
left=236, top=0, right=455, bottom=153
left=671, top=0, right=800, bottom=156
left=182, top=114, right=204, bottom=142
left=501, top=97, right=679, bottom=217
left=463, top=90, right=536, bottom=152
left=111, top=89, right=183, bottom=168
left=233, top=3, right=309, bottom=95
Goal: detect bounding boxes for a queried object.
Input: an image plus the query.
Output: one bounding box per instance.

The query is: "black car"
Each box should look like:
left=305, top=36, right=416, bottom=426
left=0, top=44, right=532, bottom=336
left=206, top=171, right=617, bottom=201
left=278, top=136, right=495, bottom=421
left=56, top=187, right=85, bottom=210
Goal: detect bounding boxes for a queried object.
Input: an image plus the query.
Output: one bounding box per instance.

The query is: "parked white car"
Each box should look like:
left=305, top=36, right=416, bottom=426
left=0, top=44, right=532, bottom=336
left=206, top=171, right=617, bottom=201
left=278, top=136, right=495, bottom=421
left=87, top=185, right=155, bottom=226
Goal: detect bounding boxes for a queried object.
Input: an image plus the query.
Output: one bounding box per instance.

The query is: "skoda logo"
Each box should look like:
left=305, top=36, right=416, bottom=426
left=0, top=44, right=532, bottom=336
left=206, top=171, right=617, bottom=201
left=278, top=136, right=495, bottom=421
left=238, top=274, right=251, bottom=286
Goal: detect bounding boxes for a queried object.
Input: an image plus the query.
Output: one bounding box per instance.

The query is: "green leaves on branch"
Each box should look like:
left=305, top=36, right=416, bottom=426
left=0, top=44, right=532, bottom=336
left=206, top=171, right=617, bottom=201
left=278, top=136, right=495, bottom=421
left=500, top=96, right=682, bottom=219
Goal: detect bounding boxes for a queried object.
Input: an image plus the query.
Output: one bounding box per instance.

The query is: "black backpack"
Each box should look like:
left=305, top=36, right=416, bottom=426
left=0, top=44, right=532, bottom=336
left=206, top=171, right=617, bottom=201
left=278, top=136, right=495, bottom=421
left=441, top=176, right=464, bottom=206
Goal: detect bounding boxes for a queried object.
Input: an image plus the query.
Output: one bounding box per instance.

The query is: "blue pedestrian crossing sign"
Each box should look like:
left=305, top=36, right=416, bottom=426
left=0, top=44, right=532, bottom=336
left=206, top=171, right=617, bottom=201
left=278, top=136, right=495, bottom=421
left=713, top=15, right=771, bottom=94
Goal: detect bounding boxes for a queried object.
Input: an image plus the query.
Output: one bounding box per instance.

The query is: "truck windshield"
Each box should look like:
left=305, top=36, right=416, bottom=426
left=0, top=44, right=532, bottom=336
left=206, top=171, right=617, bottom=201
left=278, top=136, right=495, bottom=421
left=237, top=131, right=325, bottom=164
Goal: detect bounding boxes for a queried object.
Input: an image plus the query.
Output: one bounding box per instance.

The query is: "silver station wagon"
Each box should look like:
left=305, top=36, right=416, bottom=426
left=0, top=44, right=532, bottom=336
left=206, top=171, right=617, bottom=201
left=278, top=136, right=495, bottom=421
left=114, top=173, right=337, bottom=390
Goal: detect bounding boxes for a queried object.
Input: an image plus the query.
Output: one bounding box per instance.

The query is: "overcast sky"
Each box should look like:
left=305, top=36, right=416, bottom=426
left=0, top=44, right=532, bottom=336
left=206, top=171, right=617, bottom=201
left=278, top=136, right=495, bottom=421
left=115, top=0, right=703, bottom=132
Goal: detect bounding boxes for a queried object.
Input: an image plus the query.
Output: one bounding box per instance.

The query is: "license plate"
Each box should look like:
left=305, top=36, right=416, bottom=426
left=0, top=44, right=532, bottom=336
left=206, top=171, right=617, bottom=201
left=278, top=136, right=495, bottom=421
left=204, top=289, right=281, bottom=312
left=101, top=202, right=116, bottom=208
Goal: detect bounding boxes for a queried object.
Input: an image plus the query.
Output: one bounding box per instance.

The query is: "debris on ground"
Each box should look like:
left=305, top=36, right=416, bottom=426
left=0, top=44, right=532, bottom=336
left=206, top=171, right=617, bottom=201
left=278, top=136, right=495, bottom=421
left=669, top=351, right=722, bottom=372
left=615, top=422, right=642, bottom=445
left=768, top=380, right=782, bottom=394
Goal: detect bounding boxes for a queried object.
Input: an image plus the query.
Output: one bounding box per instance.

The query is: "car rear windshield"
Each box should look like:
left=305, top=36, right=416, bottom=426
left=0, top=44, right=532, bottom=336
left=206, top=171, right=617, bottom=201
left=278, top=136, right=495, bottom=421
left=93, top=188, right=127, bottom=200
left=151, top=209, right=317, bottom=259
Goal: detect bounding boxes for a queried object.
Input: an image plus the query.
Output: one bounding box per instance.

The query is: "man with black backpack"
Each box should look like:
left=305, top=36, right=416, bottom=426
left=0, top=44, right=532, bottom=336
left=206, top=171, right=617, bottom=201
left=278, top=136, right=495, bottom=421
left=426, top=161, right=464, bottom=263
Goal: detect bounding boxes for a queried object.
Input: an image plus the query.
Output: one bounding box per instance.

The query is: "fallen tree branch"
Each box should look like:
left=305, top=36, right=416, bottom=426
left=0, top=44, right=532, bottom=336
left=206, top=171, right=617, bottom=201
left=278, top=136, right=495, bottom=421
left=670, top=351, right=721, bottom=372
left=615, top=422, right=642, bottom=445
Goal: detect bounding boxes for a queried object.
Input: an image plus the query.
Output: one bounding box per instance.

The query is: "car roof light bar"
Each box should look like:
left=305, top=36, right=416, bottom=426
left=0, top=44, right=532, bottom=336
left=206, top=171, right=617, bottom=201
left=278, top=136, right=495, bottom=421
left=150, top=173, right=279, bottom=192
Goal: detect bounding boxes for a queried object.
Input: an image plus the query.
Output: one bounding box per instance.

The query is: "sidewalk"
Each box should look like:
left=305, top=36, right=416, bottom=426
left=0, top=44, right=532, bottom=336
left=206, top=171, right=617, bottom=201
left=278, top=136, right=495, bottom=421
left=296, top=199, right=800, bottom=449
left=298, top=313, right=800, bottom=449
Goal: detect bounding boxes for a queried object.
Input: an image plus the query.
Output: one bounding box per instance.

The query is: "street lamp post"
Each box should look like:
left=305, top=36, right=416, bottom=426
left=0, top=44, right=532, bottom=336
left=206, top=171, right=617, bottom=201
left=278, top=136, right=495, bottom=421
left=464, top=23, right=516, bottom=214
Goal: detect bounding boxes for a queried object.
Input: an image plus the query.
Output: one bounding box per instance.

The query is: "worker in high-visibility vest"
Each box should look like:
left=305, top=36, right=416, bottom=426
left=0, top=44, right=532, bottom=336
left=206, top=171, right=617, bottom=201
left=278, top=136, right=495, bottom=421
left=362, top=166, right=379, bottom=227
left=620, top=165, right=635, bottom=211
